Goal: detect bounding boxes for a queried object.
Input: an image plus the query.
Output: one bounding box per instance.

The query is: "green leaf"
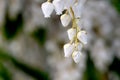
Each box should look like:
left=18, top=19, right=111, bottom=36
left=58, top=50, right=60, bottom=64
left=0, top=63, right=11, bottom=80
left=109, top=57, right=120, bottom=77
left=0, top=48, right=11, bottom=61
left=83, top=51, right=102, bottom=80
left=3, top=10, right=23, bottom=40
left=11, top=58, right=50, bottom=80
left=110, top=0, right=120, bottom=13
left=32, top=28, right=47, bottom=46
left=0, top=48, right=50, bottom=80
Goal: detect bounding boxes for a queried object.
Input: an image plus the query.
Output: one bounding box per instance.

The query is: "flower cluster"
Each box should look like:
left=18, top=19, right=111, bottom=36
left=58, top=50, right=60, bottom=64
left=41, top=0, right=87, bottom=63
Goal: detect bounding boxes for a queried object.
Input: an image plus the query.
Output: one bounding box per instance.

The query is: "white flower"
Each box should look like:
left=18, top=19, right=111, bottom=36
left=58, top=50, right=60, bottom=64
left=63, top=43, right=74, bottom=57
left=76, top=19, right=83, bottom=29
left=72, top=51, right=82, bottom=63
left=67, top=28, right=76, bottom=40
left=64, top=0, right=76, bottom=9
left=53, top=0, right=64, bottom=15
left=77, top=31, right=87, bottom=45
left=72, top=3, right=82, bottom=18
left=60, top=13, right=71, bottom=27
left=77, top=43, right=83, bottom=51
left=41, top=1, right=54, bottom=18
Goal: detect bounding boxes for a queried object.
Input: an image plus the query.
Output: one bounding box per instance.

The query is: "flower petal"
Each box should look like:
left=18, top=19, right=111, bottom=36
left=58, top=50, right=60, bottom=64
left=41, top=2, right=54, bottom=18
left=67, top=28, right=76, bottom=40
left=60, top=14, right=71, bottom=27
left=72, top=51, right=82, bottom=63
left=77, top=31, right=87, bottom=45
left=53, top=0, right=64, bottom=15
left=77, top=43, right=83, bottom=51
left=63, top=43, right=74, bottom=57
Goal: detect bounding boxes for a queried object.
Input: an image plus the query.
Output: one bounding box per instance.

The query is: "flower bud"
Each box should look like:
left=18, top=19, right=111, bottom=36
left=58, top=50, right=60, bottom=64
left=77, top=31, right=87, bottom=45
left=72, top=51, right=82, bottom=63
left=63, top=43, right=74, bottom=57
left=41, top=1, right=54, bottom=18
left=67, top=28, right=76, bottom=40
left=60, top=14, right=71, bottom=27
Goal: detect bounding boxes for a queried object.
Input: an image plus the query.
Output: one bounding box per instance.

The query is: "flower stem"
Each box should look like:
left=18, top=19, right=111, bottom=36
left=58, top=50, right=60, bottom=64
left=70, top=7, right=79, bottom=49
left=47, top=0, right=51, bottom=2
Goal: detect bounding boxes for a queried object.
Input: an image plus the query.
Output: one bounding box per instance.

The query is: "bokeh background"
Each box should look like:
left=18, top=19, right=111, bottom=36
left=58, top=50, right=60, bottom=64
left=0, top=0, right=120, bottom=80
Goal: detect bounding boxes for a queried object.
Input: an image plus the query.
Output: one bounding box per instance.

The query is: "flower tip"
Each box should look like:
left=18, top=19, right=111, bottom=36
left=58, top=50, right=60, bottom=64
left=56, top=12, right=62, bottom=15
left=44, top=15, right=50, bottom=18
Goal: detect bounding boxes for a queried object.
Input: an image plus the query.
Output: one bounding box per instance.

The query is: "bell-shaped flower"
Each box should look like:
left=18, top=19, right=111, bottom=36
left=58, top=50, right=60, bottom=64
left=67, top=28, right=76, bottom=40
left=76, top=19, right=83, bottom=29
left=53, top=0, right=64, bottom=15
left=64, top=0, right=76, bottom=9
left=41, top=1, right=54, bottom=18
left=77, top=31, right=87, bottom=45
left=77, top=43, right=83, bottom=51
left=63, top=43, right=74, bottom=57
left=60, top=13, right=71, bottom=27
left=72, top=3, right=82, bottom=18
left=72, top=51, right=82, bottom=63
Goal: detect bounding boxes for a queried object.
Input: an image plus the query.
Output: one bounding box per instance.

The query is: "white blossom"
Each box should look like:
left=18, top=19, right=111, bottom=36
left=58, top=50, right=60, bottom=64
left=77, top=31, right=87, bottom=45
left=76, top=19, right=84, bottom=29
left=53, top=0, right=64, bottom=15
left=77, top=43, right=83, bottom=51
left=41, top=0, right=87, bottom=63
left=72, top=3, right=82, bottom=18
left=60, top=13, right=71, bottom=27
left=64, top=0, right=76, bottom=9
left=67, top=28, right=76, bottom=40
left=63, top=43, right=74, bottom=57
left=72, top=51, right=82, bottom=63
left=41, top=1, right=54, bottom=18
